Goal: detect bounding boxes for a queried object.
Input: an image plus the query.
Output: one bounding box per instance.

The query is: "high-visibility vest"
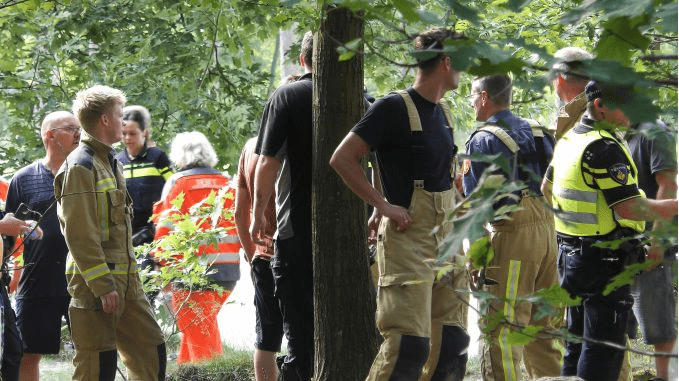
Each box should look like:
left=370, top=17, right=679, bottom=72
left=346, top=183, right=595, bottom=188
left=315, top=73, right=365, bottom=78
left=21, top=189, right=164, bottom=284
left=551, top=127, right=645, bottom=236
left=153, top=169, right=240, bottom=275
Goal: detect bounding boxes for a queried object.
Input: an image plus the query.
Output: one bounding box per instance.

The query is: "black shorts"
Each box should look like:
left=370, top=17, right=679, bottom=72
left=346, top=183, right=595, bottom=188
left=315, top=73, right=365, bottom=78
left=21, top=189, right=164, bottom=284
left=16, top=296, right=70, bottom=354
left=251, top=257, right=284, bottom=352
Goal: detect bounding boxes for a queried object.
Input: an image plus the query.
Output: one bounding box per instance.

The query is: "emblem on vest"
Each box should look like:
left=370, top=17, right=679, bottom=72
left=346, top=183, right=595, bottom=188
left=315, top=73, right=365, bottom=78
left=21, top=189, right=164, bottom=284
left=608, top=163, right=629, bottom=185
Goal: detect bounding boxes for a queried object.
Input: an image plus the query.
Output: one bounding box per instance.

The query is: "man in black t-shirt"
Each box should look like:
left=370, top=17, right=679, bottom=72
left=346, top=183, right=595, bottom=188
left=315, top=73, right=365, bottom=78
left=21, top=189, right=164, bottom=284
left=250, top=32, right=314, bottom=381
left=6, top=111, right=80, bottom=380
left=331, top=28, right=469, bottom=381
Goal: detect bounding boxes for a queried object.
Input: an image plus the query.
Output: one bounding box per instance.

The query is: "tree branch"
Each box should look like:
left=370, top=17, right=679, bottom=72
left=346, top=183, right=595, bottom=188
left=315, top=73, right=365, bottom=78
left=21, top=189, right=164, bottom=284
left=0, top=0, right=30, bottom=10
left=460, top=288, right=679, bottom=359
left=640, top=54, right=678, bottom=62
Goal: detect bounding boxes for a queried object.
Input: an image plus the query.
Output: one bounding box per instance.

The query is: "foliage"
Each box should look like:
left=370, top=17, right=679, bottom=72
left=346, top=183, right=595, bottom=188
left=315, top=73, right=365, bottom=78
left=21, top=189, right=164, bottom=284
left=137, top=188, right=234, bottom=295
left=0, top=0, right=307, bottom=175
left=1, top=0, right=676, bottom=371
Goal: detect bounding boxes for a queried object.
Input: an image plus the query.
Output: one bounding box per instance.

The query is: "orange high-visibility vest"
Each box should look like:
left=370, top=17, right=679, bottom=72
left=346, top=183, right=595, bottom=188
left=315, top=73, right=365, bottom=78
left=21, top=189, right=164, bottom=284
left=153, top=169, right=240, bottom=279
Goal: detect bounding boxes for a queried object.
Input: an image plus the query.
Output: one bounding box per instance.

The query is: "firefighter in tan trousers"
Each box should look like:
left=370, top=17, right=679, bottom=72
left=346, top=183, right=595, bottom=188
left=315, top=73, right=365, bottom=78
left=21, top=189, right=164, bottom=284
left=331, top=28, right=470, bottom=381
left=55, top=85, right=166, bottom=381
left=463, top=74, right=562, bottom=381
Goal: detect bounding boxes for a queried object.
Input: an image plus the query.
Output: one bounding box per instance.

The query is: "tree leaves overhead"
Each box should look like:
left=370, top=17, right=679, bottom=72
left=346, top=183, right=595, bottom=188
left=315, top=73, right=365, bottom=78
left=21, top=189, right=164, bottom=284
left=0, top=0, right=302, bottom=174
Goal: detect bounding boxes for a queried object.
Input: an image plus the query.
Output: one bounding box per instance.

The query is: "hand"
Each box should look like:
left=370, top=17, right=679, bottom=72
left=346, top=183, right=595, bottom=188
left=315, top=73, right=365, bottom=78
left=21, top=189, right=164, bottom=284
left=367, top=209, right=382, bottom=245
left=0, top=214, right=32, bottom=237
left=24, top=220, right=43, bottom=240
left=644, top=245, right=664, bottom=271
left=454, top=172, right=464, bottom=196
left=100, top=290, right=120, bottom=314
left=249, top=213, right=267, bottom=246
left=379, top=204, right=412, bottom=233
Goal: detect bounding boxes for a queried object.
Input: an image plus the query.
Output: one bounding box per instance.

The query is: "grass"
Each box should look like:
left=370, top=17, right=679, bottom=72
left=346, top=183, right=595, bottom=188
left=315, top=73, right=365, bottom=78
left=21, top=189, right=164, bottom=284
left=38, top=328, right=668, bottom=381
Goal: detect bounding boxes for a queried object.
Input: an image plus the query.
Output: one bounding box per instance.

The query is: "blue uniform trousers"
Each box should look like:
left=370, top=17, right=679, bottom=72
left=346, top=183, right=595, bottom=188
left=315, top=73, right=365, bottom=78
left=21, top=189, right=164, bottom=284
left=557, top=234, right=638, bottom=381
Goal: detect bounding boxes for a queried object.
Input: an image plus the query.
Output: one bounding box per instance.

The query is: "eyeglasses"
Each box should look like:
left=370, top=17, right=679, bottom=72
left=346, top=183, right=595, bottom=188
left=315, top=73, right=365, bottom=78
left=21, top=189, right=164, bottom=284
left=51, top=126, right=81, bottom=135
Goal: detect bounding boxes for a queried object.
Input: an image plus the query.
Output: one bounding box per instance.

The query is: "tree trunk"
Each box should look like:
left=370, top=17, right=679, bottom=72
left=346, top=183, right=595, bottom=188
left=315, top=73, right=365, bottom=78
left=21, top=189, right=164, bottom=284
left=312, top=6, right=378, bottom=381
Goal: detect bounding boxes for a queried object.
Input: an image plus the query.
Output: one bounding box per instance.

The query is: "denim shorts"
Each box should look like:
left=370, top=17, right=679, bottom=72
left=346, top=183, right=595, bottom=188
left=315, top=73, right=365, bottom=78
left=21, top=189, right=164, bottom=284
left=629, top=261, right=677, bottom=344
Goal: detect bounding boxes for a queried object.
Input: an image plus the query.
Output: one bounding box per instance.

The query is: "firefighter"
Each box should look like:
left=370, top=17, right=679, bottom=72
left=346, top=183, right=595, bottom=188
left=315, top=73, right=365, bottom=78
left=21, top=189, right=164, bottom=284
left=55, top=85, right=166, bottom=380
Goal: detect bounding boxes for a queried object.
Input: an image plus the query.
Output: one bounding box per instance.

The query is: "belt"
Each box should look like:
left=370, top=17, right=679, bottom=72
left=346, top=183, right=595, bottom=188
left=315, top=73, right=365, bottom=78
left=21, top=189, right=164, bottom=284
left=556, top=234, right=580, bottom=246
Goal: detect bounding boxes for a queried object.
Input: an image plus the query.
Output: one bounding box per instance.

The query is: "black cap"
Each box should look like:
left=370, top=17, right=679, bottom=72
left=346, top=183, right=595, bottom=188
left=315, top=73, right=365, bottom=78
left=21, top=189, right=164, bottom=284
left=585, top=80, right=601, bottom=102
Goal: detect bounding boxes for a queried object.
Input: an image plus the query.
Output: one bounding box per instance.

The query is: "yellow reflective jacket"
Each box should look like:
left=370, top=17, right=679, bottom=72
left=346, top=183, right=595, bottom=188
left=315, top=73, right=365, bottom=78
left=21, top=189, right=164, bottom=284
left=551, top=126, right=645, bottom=236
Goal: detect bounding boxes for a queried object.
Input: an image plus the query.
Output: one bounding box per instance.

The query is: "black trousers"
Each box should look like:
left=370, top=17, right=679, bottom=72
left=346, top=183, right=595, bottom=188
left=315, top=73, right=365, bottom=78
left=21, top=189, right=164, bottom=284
left=1, top=283, right=22, bottom=381
left=272, top=235, right=314, bottom=381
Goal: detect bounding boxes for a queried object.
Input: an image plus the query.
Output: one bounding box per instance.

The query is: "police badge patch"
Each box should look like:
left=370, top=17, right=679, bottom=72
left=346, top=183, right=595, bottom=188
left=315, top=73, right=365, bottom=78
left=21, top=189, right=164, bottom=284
left=608, top=163, right=629, bottom=185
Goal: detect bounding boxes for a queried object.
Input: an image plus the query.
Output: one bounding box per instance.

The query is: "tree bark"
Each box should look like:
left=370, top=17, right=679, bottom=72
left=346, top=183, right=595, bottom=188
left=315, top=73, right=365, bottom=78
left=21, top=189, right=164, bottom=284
left=312, top=6, right=378, bottom=381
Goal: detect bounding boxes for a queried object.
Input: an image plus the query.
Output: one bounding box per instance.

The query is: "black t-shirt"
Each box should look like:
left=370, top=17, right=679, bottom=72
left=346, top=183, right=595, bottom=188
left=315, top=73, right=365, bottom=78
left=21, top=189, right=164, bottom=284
left=351, top=88, right=454, bottom=208
left=6, top=162, right=70, bottom=299
left=625, top=121, right=678, bottom=200
left=255, top=72, right=313, bottom=241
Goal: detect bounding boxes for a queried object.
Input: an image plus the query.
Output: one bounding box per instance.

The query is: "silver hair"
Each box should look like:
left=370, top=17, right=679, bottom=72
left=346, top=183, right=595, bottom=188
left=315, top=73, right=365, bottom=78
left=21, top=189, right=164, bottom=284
left=552, top=47, right=593, bottom=82
left=169, top=131, right=218, bottom=170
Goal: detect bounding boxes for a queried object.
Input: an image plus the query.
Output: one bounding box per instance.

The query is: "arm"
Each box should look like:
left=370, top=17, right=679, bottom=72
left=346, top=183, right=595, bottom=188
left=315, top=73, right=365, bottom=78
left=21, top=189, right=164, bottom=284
left=234, top=183, right=255, bottom=262
left=250, top=155, right=280, bottom=245
left=367, top=156, right=383, bottom=244
left=330, top=132, right=411, bottom=231
left=612, top=196, right=678, bottom=222
left=646, top=169, right=678, bottom=261
left=541, top=165, right=555, bottom=208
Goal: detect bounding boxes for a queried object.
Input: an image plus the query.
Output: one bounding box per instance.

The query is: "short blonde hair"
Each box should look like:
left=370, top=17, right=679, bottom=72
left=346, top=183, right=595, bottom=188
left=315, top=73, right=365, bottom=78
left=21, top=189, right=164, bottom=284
left=169, top=131, right=218, bottom=170
left=72, top=85, right=126, bottom=132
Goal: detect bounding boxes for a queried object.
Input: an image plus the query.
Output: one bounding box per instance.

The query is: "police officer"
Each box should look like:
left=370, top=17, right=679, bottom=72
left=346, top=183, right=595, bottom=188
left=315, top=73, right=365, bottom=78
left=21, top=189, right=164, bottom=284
left=463, top=74, right=561, bottom=381
left=541, top=81, right=678, bottom=381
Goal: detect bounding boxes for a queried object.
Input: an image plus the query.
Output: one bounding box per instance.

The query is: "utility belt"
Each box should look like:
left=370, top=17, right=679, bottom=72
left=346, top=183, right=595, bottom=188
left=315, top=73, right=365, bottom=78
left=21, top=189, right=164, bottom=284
left=557, top=227, right=646, bottom=266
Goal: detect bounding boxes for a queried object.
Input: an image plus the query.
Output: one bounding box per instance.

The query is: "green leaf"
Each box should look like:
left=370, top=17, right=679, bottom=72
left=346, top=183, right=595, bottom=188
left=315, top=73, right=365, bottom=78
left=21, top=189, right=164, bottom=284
left=529, top=284, right=582, bottom=307
left=392, top=0, right=420, bottom=22
left=654, top=2, right=678, bottom=33
left=603, top=261, right=655, bottom=296
left=504, top=0, right=532, bottom=13
left=466, top=235, right=494, bottom=268
left=506, top=325, right=543, bottom=346
left=595, top=17, right=650, bottom=65
left=442, top=0, right=479, bottom=23
left=562, top=0, right=654, bottom=24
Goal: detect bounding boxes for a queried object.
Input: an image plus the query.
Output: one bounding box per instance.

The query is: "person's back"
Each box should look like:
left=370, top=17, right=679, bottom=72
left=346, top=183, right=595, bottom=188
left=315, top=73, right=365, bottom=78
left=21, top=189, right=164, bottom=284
left=156, top=167, right=240, bottom=283
left=463, top=74, right=561, bottom=381
left=234, top=136, right=282, bottom=381
left=250, top=31, right=315, bottom=381
left=256, top=73, right=313, bottom=241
